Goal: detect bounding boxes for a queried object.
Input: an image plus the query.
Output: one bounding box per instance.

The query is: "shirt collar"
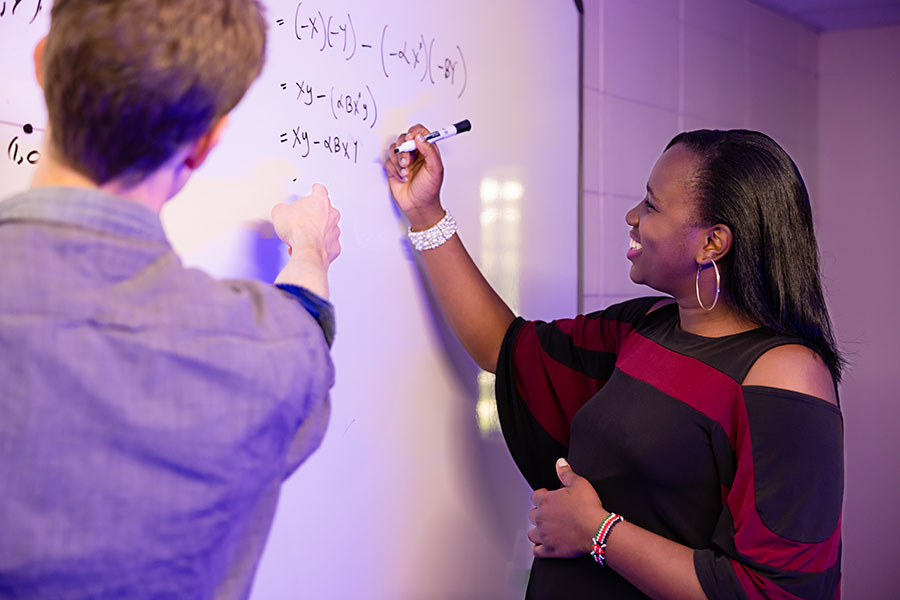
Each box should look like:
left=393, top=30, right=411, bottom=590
left=0, top=186, right=169, bottom=245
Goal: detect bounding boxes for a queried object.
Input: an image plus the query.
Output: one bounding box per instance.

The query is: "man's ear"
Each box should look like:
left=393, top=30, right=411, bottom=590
left=184, top=115, right=229, bottom=170
left=695, top=224, right=733, bottom=264
left=34, top=36, right=47, bottom=88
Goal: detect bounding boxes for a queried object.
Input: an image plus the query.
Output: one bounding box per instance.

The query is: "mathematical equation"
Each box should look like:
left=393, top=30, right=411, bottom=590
left=279, top=126, right=359, bottom=164
left=280, top=2, right=468, bottom=100
left=5, top=122, right=40, bottom=166
left=0, top=0, right=43, bottom=24
left=283, top=79, right=378, bottom=129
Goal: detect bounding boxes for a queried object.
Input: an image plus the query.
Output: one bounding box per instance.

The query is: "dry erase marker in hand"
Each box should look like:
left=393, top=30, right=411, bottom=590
left=394, top=119, right=471, bottom=153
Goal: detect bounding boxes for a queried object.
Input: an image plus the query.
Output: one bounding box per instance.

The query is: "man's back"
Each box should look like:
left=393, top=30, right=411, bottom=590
left=0, top=187, right=333, bottom=599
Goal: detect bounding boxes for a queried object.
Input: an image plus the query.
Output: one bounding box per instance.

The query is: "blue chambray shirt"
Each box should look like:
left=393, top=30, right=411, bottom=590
left=0, top=187, right=334, bottom=599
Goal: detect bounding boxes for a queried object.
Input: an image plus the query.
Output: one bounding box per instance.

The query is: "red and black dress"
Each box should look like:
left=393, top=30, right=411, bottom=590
left=495, top=297, right=843, bottom=599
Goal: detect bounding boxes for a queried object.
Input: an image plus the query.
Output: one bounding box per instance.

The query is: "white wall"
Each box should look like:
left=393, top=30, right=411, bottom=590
left=817, top=25, right=900, bottom=599
left=581, top=0, right=819, bottom=311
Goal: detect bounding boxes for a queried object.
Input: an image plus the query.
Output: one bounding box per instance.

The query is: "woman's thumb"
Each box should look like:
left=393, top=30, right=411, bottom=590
left=556, top=457, right=577, bottom=487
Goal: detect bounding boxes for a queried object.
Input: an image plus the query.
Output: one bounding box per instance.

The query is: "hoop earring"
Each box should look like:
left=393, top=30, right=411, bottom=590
left=695, top=258, right=720, bottom=311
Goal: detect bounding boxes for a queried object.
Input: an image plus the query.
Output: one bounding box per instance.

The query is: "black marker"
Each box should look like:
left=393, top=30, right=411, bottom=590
left=393, top=119, right=471, bottom=153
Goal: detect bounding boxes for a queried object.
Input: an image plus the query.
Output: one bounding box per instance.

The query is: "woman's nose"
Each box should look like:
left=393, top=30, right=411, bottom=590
left=625, top=204, right=639, bottom=227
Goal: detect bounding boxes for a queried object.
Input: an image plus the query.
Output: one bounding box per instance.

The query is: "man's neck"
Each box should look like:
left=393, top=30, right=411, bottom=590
left=29, top=143, right=187, bottom=214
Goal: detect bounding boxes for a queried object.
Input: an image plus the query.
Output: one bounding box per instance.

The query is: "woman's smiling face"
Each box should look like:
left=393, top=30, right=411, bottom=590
left=625, top=143, right=711, bottom=299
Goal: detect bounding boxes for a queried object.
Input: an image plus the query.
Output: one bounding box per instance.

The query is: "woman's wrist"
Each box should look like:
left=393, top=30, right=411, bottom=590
left=590, top=512, right=625, bottom=566
left=406, top=203, right=445, bottom=230
left=581, top=507, right=611, bottom=554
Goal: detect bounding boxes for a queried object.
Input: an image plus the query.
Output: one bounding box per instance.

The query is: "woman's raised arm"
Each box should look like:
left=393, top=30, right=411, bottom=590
left=384, top=124, right=515, bottom=373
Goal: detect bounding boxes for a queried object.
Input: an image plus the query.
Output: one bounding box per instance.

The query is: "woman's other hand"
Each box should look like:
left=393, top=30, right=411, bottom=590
left=528, top=458, right=609, bottom=559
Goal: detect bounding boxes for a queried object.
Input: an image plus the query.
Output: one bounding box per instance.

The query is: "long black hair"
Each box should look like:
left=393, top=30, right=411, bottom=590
left=667, top=129, right=844, bottom=381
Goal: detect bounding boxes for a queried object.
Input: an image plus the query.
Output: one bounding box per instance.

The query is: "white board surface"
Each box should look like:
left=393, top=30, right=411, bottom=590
left=1, top=1, right=579, bottom=597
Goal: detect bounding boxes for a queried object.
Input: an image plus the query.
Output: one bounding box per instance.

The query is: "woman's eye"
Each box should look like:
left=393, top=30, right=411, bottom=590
left=644, top=199, right=655, bottom=211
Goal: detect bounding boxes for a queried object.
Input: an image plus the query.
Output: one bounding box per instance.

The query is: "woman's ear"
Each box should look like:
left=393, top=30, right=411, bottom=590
left=33, top=36, right=47, bottom=88
left=695, top=224, right=733, bottom=264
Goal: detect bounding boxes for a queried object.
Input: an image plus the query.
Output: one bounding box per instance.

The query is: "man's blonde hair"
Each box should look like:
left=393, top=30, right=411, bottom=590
left=41, top=0, right=267, bottom=185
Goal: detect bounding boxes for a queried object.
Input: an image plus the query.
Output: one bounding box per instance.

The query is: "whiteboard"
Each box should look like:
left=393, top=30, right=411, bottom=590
left=0, top=1, right=579, bottom=597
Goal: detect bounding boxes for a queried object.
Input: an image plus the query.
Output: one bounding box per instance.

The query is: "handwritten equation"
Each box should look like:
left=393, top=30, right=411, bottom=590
left=282, top=2, right=468, bottom=100
left=284, top=79, right=378, bottom=129
left=4, top=122, right=40, bottom=166
left=279, top=126, right=359, bottom=164
left=0, top=0, right=43, bottom=24
left=271, top=2, right=471, bottom=170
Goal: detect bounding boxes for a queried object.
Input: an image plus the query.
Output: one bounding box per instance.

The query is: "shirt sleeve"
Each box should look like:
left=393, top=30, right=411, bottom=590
left=217, top=278, right=335, bottom=481
left=494, top=296, right=663, bottom=490
left=694, top=386, right=843, bottom=600
left=275, top=283, right=336, bottom=347
left=270, top=286, right=334, bottom=479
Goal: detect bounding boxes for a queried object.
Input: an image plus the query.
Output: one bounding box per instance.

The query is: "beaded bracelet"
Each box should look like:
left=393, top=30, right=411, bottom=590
left=407, top=210, right=457, bottom=251
left=590, top=512, right=624, bottom=566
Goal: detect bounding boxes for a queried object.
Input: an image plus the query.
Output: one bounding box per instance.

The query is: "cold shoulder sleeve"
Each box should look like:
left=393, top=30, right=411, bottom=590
left=494, top=296, right=663, bottom=490
left=694, top=386, right=843, bottom=599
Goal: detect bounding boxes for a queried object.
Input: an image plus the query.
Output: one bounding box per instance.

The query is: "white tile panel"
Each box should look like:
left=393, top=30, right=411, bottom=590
left=746, top=1, right=814, bottom=67
left=584, top=0, right=602, bottom=91
left=582, top=294, right=609, bottom=313
left=747, top=54, right=817, bottom=151
left=602, top=95, right=680, bottom=198
left=603, top=0, right=680, bottom=110
left=582, top=190, right=604, bottom=296
left=683, top=26, right=747, bottom=125
left=682, top=113, right=745, bottom=133
left=600, top=193, right=648, bottom=296
left=625, top=0, right=680, bottom=18
left=683, top=0, right=746, bottom=42
left=796, top=24, right=819, bottom=72
left=584, top=88, right=604, bottom=194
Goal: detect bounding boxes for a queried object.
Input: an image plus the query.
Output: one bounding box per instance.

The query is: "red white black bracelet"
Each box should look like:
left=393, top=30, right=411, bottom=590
left=590, top=512, right=624, bottom=566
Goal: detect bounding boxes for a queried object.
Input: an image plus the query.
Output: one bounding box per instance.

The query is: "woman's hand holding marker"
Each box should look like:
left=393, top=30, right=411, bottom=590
left=385, top=124, right=447, bottom=231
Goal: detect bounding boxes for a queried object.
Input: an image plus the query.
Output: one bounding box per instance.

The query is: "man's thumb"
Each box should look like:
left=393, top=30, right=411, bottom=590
left=556, top=457, right=576, bottom=487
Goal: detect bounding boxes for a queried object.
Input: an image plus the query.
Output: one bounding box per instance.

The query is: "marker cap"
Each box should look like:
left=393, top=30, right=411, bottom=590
left=453, top=119, right=471, bottom=133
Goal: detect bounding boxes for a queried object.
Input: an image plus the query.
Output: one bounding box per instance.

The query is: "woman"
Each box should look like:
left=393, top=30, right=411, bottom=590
left=384, top=128, right=843, bottom=599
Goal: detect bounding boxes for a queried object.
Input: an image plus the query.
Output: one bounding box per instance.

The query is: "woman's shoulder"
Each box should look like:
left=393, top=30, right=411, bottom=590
left=584, top=295, right=673, bottom=322
left=742, top=344, right=837, bottom=406
left=646, top=297, right=676, bottom=314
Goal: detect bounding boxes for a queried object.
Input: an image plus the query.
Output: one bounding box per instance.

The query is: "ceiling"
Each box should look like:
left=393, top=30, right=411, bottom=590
left=748, top=0, right=900, bottom=31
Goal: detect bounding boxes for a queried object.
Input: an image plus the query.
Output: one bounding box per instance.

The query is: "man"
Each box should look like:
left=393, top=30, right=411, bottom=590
left=0, top=1, right=340, bottom=598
